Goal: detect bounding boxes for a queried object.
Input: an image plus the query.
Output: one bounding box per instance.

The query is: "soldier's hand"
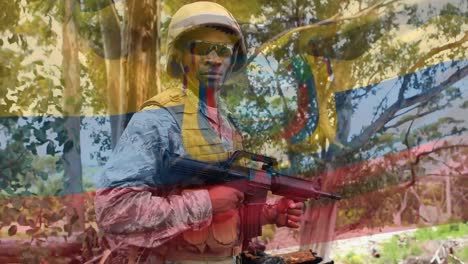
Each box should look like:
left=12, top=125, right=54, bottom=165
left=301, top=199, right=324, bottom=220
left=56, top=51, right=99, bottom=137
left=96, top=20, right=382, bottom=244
left=274, top=198, right=304, bottom=228
left=208, top=185, right=244, bottom=214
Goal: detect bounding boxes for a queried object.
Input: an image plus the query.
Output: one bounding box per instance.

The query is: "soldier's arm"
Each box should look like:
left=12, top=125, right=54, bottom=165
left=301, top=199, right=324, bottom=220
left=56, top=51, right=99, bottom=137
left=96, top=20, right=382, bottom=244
left=94, top=108, right=213, bottom=248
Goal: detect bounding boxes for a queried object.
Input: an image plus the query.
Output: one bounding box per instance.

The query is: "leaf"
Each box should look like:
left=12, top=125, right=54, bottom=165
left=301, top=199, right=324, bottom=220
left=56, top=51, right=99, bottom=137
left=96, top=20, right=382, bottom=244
left=49, top=212, right=62, bottom=223
left=12, top=198, right=22, bottom=210
left=46, top=140, right=56, bottom=155
left=460, top=100, right=468, bottom=109
left=5, top=208, right=19, bottom=219
left=26, top=227, right=40, bottom=236
left=30, top=144, right=38, bottom=155
left=54, top=188, right=63, bottom=196
left=37, top=171, right=48, bottom=181
left=51, top=226, right=62, bottom=232
left=33, top=128, right=47, bottom=143
left=63, top=224, right=72, bottom=236
left=8, top=225, right=17, bottom=236
left=12, top=132, right=22, bottom=141
left=17, top=214, right=28, bottom=226
left=70, top=213, right=79, bottom=225
left=39, top=199, right=50, bottom=209
left=3, top=169, right=12, bottom=178
left=7, top=34, right=17, bottom=44
left=63, top=140, right=74, bottom=153
left=28, top=219, right=36, bottom=228
left=32, top=60, right=44, bottom=66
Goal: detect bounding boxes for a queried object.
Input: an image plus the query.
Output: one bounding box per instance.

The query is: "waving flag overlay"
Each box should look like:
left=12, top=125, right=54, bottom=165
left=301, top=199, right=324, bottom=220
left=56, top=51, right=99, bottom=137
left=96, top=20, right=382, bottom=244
left=0, top=0, right=467, bottom=262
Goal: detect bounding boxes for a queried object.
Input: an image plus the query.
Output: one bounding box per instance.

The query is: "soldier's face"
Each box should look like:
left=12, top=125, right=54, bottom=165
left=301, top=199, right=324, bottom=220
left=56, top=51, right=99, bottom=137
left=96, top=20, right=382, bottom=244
left=180, top=28, right=237, bottom=88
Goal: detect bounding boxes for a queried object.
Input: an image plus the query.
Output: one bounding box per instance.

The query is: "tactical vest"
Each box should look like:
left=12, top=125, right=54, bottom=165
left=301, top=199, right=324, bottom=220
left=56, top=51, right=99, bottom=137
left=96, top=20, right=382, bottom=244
left=141, top=88, right=243, bottom=256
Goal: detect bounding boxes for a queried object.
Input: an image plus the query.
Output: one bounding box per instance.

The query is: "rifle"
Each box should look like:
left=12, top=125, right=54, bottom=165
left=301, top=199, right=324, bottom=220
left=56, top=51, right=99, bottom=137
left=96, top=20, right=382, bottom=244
left=161, top=150, right=341, bottom=250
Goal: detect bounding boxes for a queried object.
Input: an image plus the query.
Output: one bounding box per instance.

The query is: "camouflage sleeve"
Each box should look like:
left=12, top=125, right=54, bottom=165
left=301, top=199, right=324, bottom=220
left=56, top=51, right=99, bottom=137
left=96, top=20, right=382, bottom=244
left=94, top=109, right=212, bottom=248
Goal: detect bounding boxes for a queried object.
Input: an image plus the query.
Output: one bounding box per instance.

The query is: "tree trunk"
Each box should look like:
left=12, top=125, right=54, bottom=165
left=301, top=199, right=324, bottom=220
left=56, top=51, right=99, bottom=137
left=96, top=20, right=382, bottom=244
left=100, top=0, right=161, bottom=148
left=392, top=189, right=409, bottom=226
left=154, top=0, right=162, bottom=96
left=122, top=0, right=161, bottom=120
left=98, top=1, right=126, bottom=148
left=445, top=175, right=451, bottom=217
left=62, top=0, right=84, bottom=230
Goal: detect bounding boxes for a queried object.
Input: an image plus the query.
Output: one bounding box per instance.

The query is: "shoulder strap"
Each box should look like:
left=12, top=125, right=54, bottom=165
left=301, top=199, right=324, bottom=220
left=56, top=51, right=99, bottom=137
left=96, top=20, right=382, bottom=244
left=140, top=88, right=184, bottom=110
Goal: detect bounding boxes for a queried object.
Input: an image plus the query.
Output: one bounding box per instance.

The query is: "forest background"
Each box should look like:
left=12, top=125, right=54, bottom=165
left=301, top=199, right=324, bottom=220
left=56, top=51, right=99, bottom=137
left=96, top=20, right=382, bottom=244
left=0, top=0, right=467, bottom=262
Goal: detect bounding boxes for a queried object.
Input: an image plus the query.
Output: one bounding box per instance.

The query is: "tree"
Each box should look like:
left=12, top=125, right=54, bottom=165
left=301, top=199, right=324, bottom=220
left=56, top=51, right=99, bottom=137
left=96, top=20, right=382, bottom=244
left=0, top=0, right=86, bottom=261
left=0, top=0, right=163, bottom=260
left=218, top=0, right=467, bottom=259
left=81, top=0, right=162, bottom=147
left=62, top=0, right=85, bottom=230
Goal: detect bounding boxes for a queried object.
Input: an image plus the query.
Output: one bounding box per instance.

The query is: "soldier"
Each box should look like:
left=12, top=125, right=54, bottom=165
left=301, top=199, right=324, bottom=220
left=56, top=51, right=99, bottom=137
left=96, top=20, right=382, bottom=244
left=95, top=2, right=303, bottom=263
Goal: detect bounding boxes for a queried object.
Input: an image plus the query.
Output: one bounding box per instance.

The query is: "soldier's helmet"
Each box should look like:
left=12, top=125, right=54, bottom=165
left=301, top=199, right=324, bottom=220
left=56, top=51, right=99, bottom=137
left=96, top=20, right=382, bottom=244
left=166, top=1, right=247, bottom=78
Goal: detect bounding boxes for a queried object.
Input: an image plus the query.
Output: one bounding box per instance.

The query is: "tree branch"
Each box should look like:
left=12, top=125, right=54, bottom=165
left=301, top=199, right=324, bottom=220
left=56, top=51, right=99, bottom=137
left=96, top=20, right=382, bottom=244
left=440, top=159, right=464, bottom=175
left=389, top=104, right=421, bottom=120
left=407, top=31, right=468, bottom=74
left=413, top=144, right=468, bottom=166
left=349, top=64, right=468, bottom=149
left=242, top=0, right=399, bottom=66
left=424, top=173, right=468, bottom=178
left=396, top=189, right=409, bottom=216
left=403, top=108, right=417, bottom=186
left=384, top=105, right=444, bottom=130
left=264, top=56, right=291, bottom=117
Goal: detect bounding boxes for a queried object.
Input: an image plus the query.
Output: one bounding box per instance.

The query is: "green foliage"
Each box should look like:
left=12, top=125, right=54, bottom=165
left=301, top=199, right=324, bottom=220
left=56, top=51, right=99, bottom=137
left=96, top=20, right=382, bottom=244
left=364, top=224, right=468, bottom=263
left=0, top=1, right=104, bottom=261
left=378, top=236, right=406, bottom=263
left=0, top=0, right=21, bottom=32
left=0, top=0, right=467, bottom=261
left=460, top=100, right=468, bottom=109
left=455, top=246, right=468, bottom=261
left=335, top=251, right=367, bottom=264
left=163, top=0, right=263, bottom=23
left=408, top=244, right=423, bottom=256
left=414, top=223, right=468, bottom=241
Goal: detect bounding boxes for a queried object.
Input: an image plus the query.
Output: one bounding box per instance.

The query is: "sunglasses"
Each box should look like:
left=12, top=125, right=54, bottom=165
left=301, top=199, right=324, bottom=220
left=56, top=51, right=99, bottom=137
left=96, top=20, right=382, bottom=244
left=187, top=40, right=235, bottom=58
